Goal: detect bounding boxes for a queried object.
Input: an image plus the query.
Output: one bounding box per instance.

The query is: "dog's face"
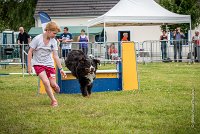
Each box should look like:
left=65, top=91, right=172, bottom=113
left=84, top=59, right=100, bottom=73
left=77, top=58, right=100, bottom=85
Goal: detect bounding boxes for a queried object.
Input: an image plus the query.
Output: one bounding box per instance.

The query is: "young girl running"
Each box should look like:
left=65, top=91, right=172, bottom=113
left=28, top=22, right=66, bottom=107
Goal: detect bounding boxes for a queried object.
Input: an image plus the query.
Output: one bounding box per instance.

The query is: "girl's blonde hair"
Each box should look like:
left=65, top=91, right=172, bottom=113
left=45, top=22, right=61, bottom=32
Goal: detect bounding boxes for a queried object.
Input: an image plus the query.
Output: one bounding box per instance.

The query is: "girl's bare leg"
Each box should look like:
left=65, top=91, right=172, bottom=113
left=38, top=71, right=56, bottom=102
left=49, top=76, right=60, bottom=93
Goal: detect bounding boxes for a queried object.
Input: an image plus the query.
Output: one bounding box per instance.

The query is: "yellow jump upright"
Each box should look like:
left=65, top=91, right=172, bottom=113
left=122, top=42, right=139, bottom=90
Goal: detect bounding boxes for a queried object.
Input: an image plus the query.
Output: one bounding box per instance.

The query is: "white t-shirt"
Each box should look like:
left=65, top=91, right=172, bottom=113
left=29, top=34, right=58, bottom=68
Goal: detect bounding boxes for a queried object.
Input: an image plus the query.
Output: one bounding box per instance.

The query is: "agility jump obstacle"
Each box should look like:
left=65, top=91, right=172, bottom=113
left=39, top=42, right=139, bottom=94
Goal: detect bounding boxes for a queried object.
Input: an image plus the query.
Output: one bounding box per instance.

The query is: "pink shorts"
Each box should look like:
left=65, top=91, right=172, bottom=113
left=34, top=65, right=56, bottom=78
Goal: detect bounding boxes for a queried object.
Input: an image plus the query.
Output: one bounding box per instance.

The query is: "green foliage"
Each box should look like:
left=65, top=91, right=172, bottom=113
left=0, top=63, right=200, bottom=133
left=159, top=0, right=200, bottom=31
left=0, top=0, right=37, bottom=32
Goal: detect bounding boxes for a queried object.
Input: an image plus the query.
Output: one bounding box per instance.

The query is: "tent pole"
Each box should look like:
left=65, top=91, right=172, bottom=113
left=87, top=26, right=92, bottom=55
left=104, top=22, right=106, bottom=43
left=189, top=21, right=193, bottom=63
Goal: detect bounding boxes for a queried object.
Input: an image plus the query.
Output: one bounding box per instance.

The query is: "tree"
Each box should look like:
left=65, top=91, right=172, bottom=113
left=0, top=1, right=9, bottom=31
left=159, top=0, right=200, bottom=31
left=0, top=0, right=37, bottom=32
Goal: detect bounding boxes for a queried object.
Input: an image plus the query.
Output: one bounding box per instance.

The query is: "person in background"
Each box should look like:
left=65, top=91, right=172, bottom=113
left=160, top=30, right=168, bottom=60
left=108, top=43, right=118, bottom=60
left=59, top=27, right=73, bottom=59
left=17, top=27, right=31, bottom=67
left=192, top=31, right=200, bottom=62
left=121, top=32, right=129, bottom=41
left=77, top=29, right=89, bottom=55
left=173, top=27, right=185, bottom=62
left=192, top=30, right=200, bottom=62
left=28, top=22, right=67, bottom=107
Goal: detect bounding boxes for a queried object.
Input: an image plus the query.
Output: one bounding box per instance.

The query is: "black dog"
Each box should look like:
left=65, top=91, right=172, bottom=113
left=65, top=50, right=100, bottom=97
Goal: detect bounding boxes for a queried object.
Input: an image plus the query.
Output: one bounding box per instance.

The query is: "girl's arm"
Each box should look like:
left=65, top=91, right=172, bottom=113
left=53, top=50, right=67, bottom=78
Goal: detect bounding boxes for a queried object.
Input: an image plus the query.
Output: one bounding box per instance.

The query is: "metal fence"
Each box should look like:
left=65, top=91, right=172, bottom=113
left=140, top=39, right=199, bottom=63
left=59, top=42, right=121, bottom=62
left=136, top=40, right=193, bottom=63
left=0, top=40, right=200, bottom=66
left=69, top=40, right=198, bottom=63
left=0, top=44, right=29, bottom=76
left=0, top=44, right=29, bottom=62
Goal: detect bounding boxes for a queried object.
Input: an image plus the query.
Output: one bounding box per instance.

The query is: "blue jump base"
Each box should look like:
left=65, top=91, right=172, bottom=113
left=58, top=62, right=122, bottom=94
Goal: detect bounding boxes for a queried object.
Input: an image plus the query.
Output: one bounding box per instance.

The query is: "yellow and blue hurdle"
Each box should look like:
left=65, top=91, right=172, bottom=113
left=39, top=42, right=139, bottom=94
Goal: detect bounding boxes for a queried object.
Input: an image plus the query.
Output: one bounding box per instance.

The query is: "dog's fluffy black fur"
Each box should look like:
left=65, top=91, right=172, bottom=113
left=65, top=50, right=100, bottom=97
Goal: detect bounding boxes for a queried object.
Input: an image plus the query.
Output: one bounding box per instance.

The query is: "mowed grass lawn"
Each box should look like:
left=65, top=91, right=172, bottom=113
left=0, top=63, right=199, bottom=133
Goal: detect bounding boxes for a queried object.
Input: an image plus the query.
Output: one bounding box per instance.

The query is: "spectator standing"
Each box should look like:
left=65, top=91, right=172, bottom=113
left=160, top=30, right=168, bottom=60
left=17, top=27, right=31, bottom=66
left=192, top=31, right=200, bottom=62
left=77, top=29, right=89, bottom=55
left=173, top=27, right=185, bottom=62
left=59, top=27, right=73, bottom=59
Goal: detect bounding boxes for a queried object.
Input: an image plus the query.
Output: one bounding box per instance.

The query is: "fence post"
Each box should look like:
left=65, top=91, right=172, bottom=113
left=22, top=42, right=25, bottom=77
left=190, top=41, right=193, bottom=63
left=150, top=41, right=153, bottom=62
left=142, top=41, right=145, bottom=64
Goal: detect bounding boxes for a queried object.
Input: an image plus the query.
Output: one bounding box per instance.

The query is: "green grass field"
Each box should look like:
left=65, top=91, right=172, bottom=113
left=0, top=63, right=199, bottom=133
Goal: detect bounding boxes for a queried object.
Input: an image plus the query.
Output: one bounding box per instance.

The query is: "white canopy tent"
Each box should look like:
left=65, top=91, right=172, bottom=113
left=87, top=0, right=191, bottom=42
left=88, top=0, right=191, bottom=27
